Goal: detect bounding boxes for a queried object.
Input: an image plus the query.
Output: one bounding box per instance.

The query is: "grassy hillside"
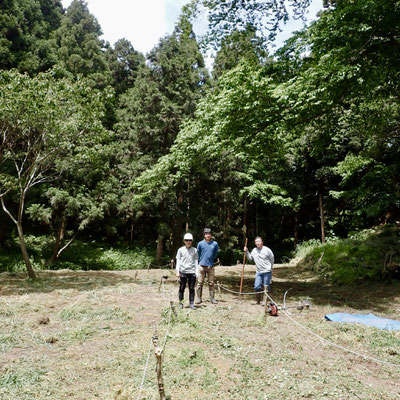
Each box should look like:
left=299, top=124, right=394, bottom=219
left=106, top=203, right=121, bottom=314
left=293, top=225, right=400, bottom=284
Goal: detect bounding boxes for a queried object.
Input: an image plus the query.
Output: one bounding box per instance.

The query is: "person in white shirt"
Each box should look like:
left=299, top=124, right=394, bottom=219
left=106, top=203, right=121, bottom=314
left=176, top=233, right=198, bottom=310
left=244, top=236, right=274, bottom=305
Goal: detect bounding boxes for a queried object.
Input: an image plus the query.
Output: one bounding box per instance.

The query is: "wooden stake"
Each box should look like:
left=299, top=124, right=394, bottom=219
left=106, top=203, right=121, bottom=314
left=158, top=276, right=164, bottom=292
left=152, top=331, right=166, bottom=400
left=170, top=301, right=177, bottom=317
left=264, top=285, right=269, bottom=318
left=239, top=238, right=248, bottom=295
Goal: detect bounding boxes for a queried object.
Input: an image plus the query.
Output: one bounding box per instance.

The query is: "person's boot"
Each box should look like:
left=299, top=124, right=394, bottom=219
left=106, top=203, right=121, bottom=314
left=179, top=301, right=184, bottom=309
left=251, top=292, right=262, bottom=305
left=195, top=287, right=202, bottom=304
left=190, top=303, right=197, bottom=310
left=209, top=288, right=218, bottom=304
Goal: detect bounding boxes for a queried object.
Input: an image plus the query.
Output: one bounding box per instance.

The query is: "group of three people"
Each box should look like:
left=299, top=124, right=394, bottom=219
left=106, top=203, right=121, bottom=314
left=175, top=228, right=274, bottom=309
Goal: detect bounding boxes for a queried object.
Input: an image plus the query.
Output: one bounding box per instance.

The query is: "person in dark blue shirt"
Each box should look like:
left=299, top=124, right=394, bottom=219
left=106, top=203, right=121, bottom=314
left=196, top=227, right=219, bottom=304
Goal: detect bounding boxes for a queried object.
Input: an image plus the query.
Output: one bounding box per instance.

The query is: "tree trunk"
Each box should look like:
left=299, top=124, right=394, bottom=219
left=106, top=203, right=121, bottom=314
left=17, top=221, right=36, bottom=279
left=0, top=214, right=6, bottom=245
left=186, top=180, right=190, bottom=232
left=156, top=234, right=163, bottom=265
left=1, top=192, right=36, bottom=279
left=294, top=212, right=299, bottom=250
left=130, top=222, right=134, bottom=244
left=48, top=217, right=66, bottom=265
left=318, top=185, right=326, bottom=243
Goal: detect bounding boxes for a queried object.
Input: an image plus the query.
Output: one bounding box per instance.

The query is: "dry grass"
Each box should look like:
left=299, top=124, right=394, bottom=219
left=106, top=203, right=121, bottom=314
left=1, top=265, right=400, bottom=399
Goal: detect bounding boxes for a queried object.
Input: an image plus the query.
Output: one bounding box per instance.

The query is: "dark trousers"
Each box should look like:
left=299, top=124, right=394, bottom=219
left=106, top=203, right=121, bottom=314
left=179, top=273, right=196, bottom=303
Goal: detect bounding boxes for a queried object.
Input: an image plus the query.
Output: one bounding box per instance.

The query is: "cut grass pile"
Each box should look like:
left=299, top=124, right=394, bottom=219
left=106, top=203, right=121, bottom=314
left=1, top=265, right=400, bottom=399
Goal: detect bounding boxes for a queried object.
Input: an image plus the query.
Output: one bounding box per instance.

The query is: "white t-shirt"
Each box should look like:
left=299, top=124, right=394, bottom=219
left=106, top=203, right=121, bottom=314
left=246, top=246, right=274, bottom=273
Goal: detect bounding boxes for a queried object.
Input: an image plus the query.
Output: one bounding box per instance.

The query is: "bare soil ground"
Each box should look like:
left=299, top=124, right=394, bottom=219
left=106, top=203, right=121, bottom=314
left=1, top=264, right=400, bottom=399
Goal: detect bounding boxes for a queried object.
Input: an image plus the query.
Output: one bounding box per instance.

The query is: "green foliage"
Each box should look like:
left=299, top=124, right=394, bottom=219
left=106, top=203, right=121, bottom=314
left=116, top=15, right=210, bottom=175
left=278, top=0, right=400, bottom=229
left=1, top=0, right=400, bottom=275
left=0, top=0, right=63, bottom=74
left=54, top=0, right=111, bottom=88
left=105, top=38, right=144, bottom=97
left=0, top=69, right=111, bottom=275
left=295, top=226, right=400, bottom=284
left=0, top=234, right=155, bottom=272
left=50, top=241, right=155, bottom=271
left=212, top=26, right=270, bottom=79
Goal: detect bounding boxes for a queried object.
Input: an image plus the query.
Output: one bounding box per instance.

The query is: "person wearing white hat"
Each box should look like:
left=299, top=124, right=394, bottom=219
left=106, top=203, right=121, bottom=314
left=176, top=232, right=198, bottom=310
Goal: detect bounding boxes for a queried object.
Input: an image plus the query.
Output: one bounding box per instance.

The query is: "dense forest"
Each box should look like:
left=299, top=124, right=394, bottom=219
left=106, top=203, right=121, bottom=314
left=0, top=0, right=399, bottom=280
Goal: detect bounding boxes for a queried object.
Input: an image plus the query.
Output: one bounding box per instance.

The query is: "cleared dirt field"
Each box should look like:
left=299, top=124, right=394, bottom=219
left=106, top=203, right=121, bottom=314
left=1, top=264, right=400, bottom=399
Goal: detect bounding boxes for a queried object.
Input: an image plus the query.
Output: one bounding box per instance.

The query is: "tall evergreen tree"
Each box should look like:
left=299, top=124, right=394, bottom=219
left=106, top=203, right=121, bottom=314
left=115, top=16, right=210, bottom=251
left=116, top=16, right=210, bottom=175
left=0, top=0, right=63, bottom=74
left=54, top=0, right=111, bottom=88
left=105, top=38, right=145, bottom=97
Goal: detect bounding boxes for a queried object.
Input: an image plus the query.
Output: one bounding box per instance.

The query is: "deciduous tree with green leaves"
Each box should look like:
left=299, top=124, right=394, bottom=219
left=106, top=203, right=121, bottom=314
left=0, top=70, right=110, bottom=278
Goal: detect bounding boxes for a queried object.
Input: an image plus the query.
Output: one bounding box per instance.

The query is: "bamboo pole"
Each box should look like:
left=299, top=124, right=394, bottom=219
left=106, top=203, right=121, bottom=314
left=239, top=238, right=248, bottom=295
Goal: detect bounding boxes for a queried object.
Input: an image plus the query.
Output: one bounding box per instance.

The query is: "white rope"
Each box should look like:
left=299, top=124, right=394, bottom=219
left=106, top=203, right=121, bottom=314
left=136, top=304, right=174, bottom=399
left=161, top=307, right=173, bottom=350
left=218, top=283, right=400, bottom=369
left=283, top=309, right=400, bottom=368
left=217, top=282, right=259, bottom=295
left=136, top=335, right=153, bottom=400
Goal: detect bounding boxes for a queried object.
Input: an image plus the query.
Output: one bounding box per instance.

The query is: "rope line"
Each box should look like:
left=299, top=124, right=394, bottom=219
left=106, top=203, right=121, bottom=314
left=217, top=282, right=258, bottom=295
left=266, top=291, right=400, bottom=369
left=136, top=335, right=153, bottom=400
left=218, top=282, right=400, bottom=369
left=282, top=308, right=400, bottom=368
left=136, top=303, right=174, bottom=400
left=162, top=306, right=173, bottom=350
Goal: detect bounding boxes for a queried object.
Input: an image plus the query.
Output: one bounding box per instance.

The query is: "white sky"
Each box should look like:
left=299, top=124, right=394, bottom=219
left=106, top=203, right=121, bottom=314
left=61, top=0, right=191, bottom=54
left=61, top=0, right=323, bottom=57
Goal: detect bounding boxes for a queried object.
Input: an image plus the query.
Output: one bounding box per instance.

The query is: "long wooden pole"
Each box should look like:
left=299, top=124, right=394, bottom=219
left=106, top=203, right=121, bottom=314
left=239, top=238, right=248, bottom=295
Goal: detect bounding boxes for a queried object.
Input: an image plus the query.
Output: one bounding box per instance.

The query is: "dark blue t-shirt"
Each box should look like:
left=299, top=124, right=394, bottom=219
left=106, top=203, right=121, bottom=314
left=197, top=240, right=219, bottom=267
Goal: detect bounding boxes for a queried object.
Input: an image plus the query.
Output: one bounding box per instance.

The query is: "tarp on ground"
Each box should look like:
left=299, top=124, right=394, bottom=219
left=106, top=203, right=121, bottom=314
left=325, top=313, right=400, bottom=331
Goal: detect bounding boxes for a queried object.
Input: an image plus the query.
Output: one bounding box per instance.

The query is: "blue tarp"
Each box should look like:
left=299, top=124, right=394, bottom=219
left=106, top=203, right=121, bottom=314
left=325, top=313, right=400, bottom=331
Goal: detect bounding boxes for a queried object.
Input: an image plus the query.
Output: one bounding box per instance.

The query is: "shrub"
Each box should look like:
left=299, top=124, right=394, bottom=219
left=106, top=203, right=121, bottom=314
left=0, top=235, right=155, bottom=272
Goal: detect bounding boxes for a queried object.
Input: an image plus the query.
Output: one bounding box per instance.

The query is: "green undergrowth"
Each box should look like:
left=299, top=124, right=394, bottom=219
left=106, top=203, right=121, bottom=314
left=294, top=225, right=400, bottom=284
left=0, top=235, right=154, bottom=273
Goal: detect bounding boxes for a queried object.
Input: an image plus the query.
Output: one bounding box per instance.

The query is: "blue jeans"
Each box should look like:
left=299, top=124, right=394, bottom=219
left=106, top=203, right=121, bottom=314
left=254, top=271, right=272, bottom=292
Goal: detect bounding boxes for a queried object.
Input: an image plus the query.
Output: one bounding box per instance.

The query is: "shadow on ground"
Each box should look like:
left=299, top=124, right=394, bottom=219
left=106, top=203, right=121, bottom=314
left=0, top=270, right=137, bottom=296
left=216, top=266, right=400, bottom=314
left=1, top=266, right=399, bottom=314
